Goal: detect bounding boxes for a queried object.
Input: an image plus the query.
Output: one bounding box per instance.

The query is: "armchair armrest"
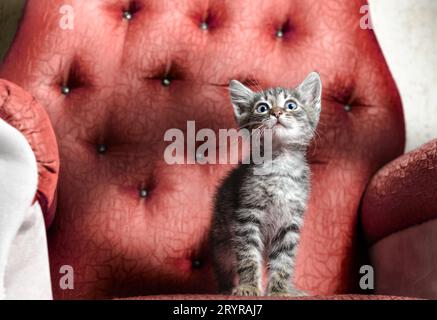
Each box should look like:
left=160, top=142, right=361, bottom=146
left=361, top=139, right=437, bottom=245
left=361, top=140, right=437, bottom=298
left=0, top=79, right=59, bottom=228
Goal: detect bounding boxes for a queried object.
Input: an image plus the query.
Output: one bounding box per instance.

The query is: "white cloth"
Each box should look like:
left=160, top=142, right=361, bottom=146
left=0, top=118, right=52, bottom=300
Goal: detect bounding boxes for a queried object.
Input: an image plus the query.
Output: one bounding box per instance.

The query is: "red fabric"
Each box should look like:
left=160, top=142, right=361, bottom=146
left=124, top=294, right=415, bottom=300
left=362, top=139, right=437, bottom=245
left=0, top=79, right=59, bottom=227
left=0, top=0, right=405, bottom=299
left=370, top=219, right=437, bottom=299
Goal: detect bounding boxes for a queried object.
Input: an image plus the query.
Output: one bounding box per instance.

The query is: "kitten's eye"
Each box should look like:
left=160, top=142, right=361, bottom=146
left=285, top=101, right=298, bottom=110
left=255, top=103, right=270, bottom=114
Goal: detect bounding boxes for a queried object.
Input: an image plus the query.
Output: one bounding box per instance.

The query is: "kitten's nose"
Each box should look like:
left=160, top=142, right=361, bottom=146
left=272, top=108, right=283, bottom=118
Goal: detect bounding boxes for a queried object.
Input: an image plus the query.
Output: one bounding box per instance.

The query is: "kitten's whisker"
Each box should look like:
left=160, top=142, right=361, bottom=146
left=238, top=121, right=263, bottom=130
left=250, top=124, right=266, bottom=141
left=250, top=125, right=264, bottom=138
left=254, top=81, right=263, bottom=93
left=245, top=78, right=263, bottom=93
left=309, top=127, right=321, bottom=156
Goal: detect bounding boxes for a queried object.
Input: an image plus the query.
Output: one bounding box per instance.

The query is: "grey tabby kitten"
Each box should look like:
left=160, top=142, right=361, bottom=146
left=211, top=72, right=322, bottom=296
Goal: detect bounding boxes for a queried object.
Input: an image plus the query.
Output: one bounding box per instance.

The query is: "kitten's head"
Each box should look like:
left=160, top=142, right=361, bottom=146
left=229, top=72, right=322, bottom=148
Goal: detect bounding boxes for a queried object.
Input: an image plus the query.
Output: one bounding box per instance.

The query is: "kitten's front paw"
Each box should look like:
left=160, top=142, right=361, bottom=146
left=288, top=288, right=309, bottom=297
left=269, top=288, right=309, bottom=297
left=232, top=285, right=261, bottom=296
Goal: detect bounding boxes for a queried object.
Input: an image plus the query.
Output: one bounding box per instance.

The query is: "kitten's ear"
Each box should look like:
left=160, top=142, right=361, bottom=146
left=229, top=80, right=254, bottom=124
left=297, top=72, right=322, bottom=109
left=296, top=72, right=322, bottom=126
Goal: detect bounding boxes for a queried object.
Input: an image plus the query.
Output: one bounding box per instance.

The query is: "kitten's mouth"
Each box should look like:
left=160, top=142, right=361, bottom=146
left=274, top=119, right=288, bottom=128
left=268, top=118, right=289, bottom=130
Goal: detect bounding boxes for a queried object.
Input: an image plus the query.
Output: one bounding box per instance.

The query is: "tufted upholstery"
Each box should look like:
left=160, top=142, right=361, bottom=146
left=0, top=0, right=404, bottom=299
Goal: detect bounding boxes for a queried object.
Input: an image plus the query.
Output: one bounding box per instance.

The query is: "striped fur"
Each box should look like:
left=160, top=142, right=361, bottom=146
left=211, top=72, right=322, bottom=296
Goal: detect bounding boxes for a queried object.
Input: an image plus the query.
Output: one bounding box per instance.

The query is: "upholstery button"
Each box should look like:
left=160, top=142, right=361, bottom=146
left=196, top=151, right=206, bottom=162
left=97, top=144, right=107, bottom=154
left=162, top=78, right=171, bottom=87
left=139, top=189, right=148, bottom=198
left=199, top=21, right=209, bottom=30
left=61, top=86, right=70, bottom=95
left=276, top=29, right=284, bottom=38
left=123, top=11, right=133, bottom=20
left=192, top=259, right=202, bottom=269
left=344, top=105, right=352, bottom=112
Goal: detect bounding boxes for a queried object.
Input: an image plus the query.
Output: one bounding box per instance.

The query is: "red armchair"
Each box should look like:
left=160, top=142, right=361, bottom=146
left=1, top=0, right=430, bottom=300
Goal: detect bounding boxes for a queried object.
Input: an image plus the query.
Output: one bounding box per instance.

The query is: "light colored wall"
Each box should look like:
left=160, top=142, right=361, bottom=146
left=369, top=0, right=437, bottom=151
left=0, top=0, right=436, bottom=152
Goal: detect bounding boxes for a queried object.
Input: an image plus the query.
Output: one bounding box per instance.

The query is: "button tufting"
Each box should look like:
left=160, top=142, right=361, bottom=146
left=123, top=11, right=133, bottom=20
left=61, top=86, right=70, bottom=95
left=162, top=78, right=171, bottom=87
left=97, top=144, right=107, bottom=154
left=199, top=21, right=209, bottom=31
left=192, top=259, right=202, bottom=269
left=344, top=105, right=352, bottom=112
left=196, top=151, right=206, bottom=162
left=139, top=189, right=148, bottom=198
left=276, top=29, right=284, bottom=38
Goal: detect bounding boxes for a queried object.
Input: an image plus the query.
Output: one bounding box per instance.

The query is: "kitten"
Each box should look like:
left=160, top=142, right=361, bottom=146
left=210, top=72, right=322, bottom=296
